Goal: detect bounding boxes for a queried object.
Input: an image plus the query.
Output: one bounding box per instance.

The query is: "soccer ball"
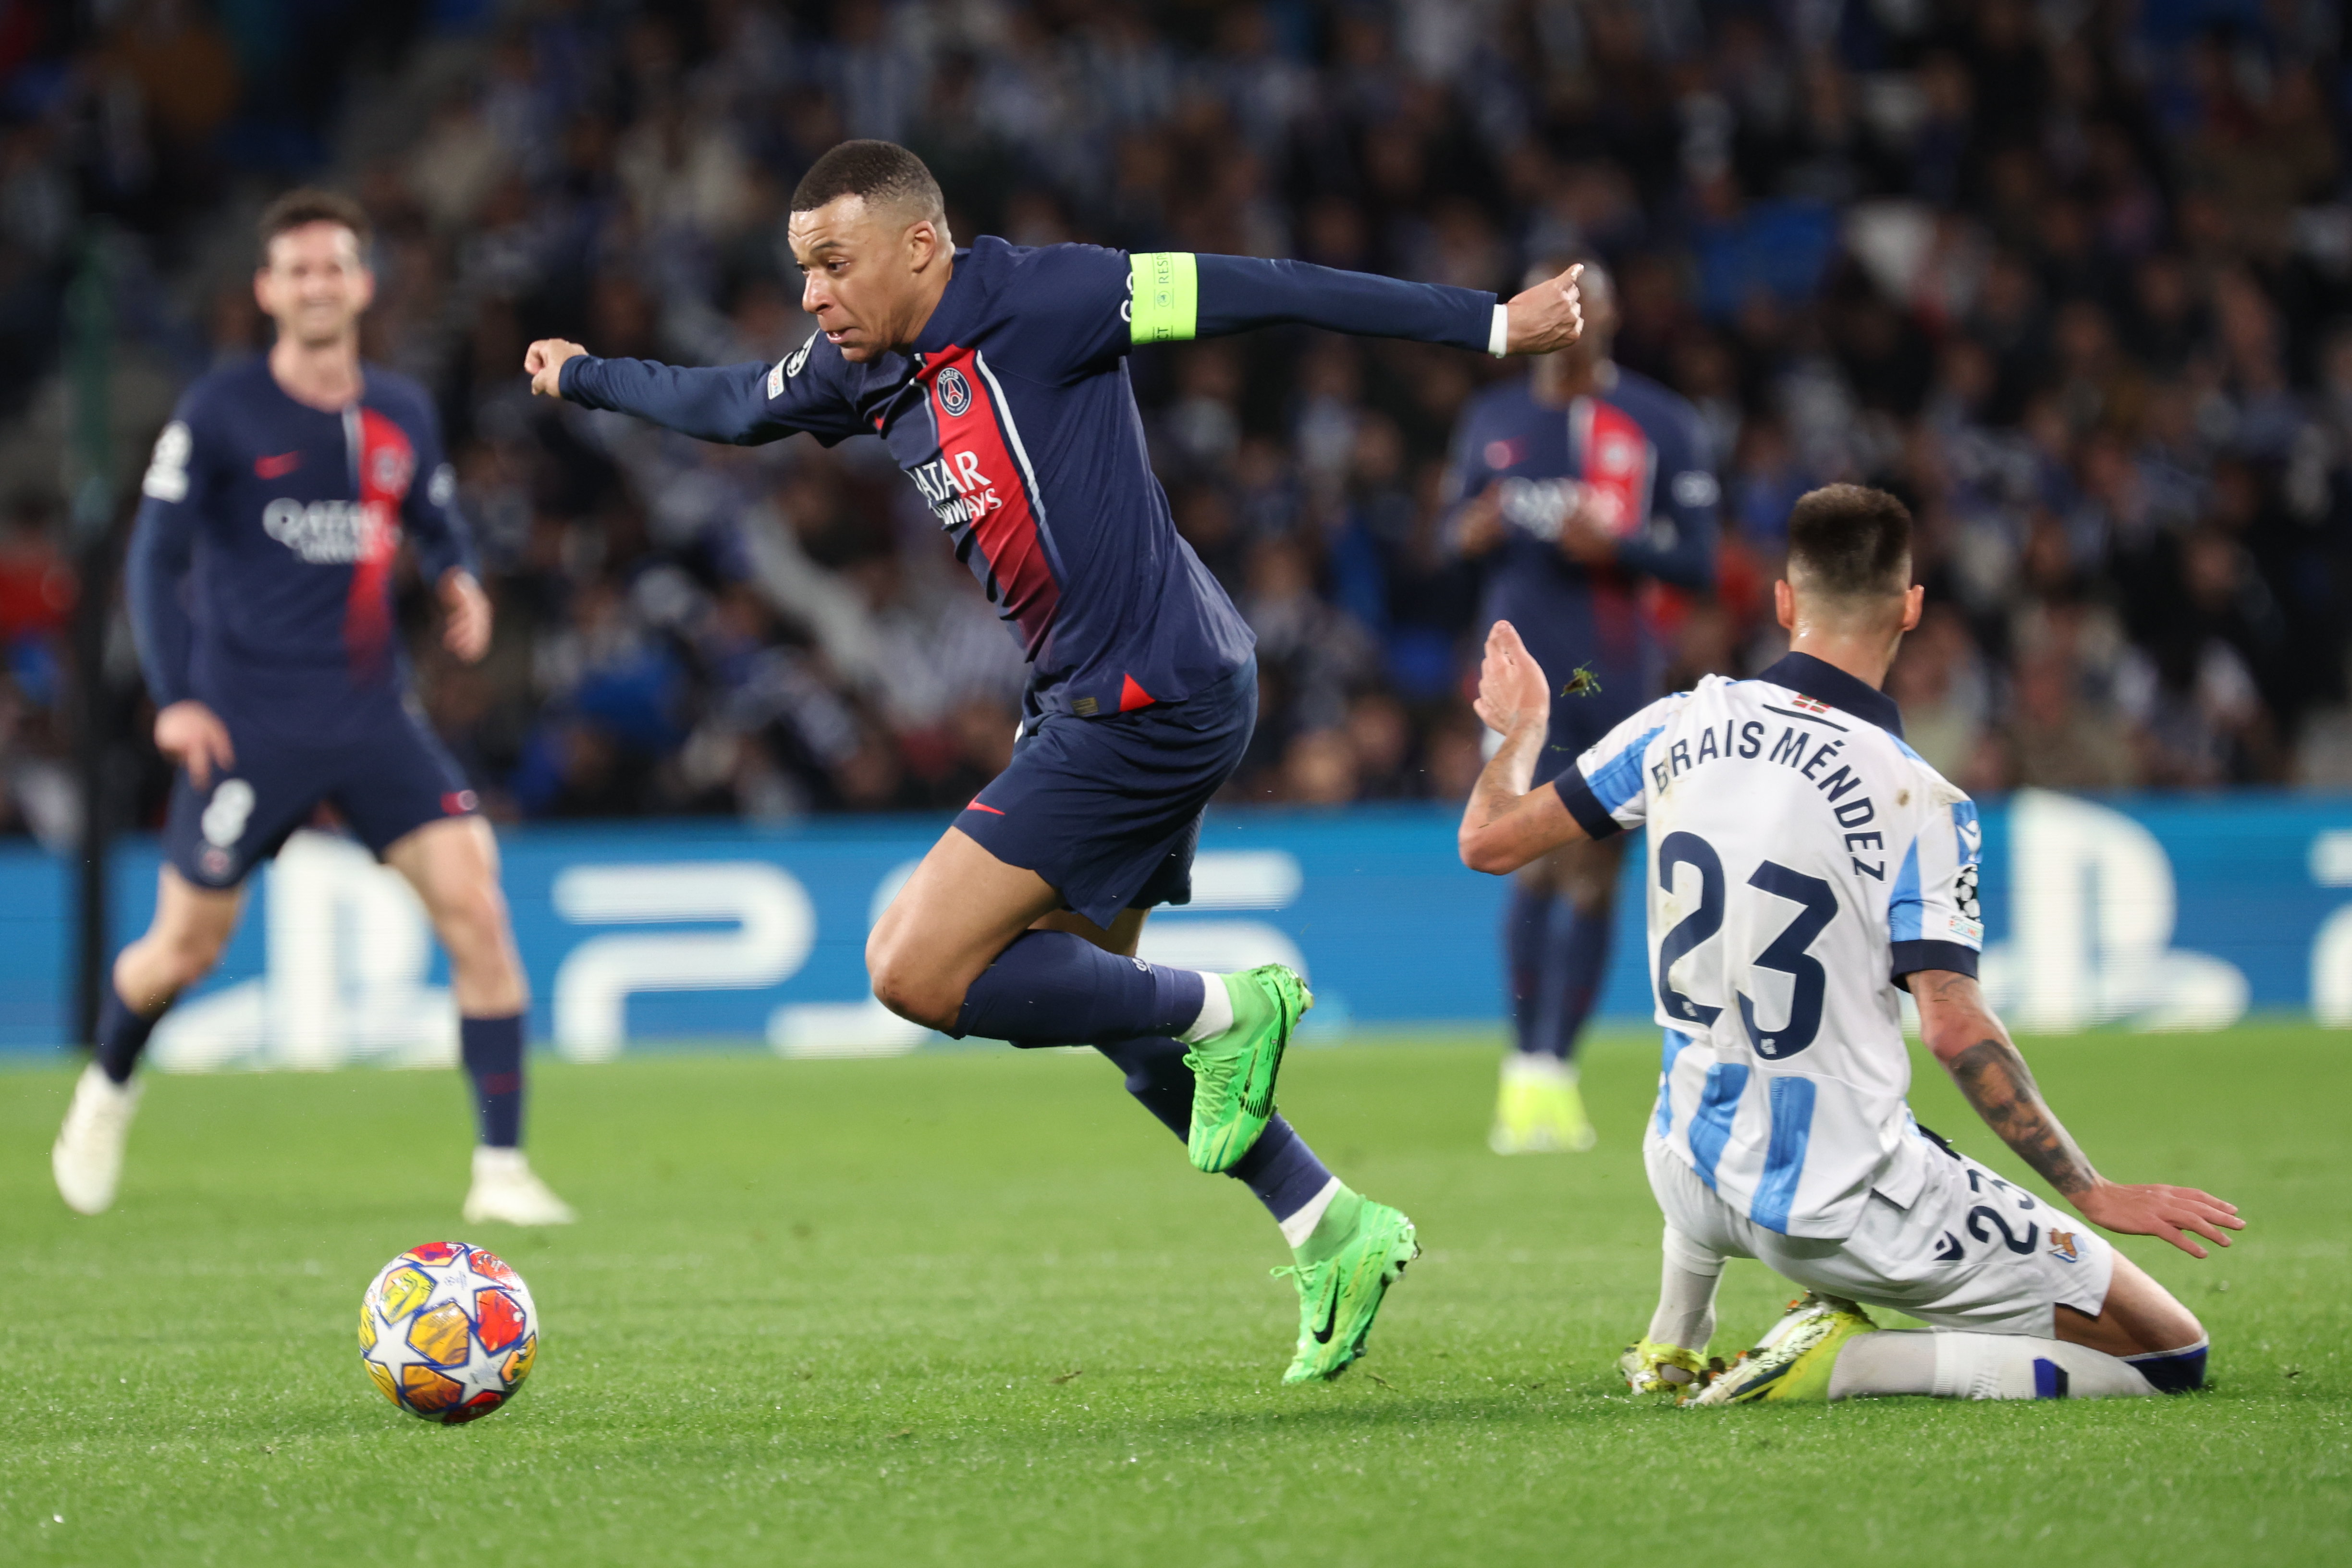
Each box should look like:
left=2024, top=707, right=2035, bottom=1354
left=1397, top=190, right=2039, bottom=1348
left=358, top=1241, right=538, bottom=1424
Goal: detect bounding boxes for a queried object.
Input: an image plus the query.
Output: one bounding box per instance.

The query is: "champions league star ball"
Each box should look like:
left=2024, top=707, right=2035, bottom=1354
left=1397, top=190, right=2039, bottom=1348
left=358, top=1242, right=539, bottom=1424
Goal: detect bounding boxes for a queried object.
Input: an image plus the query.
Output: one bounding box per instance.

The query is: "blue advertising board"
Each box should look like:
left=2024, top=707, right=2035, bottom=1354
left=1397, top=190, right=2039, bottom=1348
left=0, top=789, right=2345, bottom=1063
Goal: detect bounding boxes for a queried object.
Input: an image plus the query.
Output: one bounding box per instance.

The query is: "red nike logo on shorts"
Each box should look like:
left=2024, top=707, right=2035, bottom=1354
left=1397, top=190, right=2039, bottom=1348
left=965, top=800, right=1004, bottom=816
left=254, top=451, right=301, bottom=478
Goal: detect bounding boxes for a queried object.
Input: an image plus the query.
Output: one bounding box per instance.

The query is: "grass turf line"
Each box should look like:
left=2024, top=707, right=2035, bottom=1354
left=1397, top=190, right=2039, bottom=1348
left=1, top=1028, right=2344, bottom=1567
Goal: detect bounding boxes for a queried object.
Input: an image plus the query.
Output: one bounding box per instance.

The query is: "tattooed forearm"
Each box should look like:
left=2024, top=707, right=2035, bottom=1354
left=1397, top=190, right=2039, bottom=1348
left=1944, top=1038, right=2101, bottom=1198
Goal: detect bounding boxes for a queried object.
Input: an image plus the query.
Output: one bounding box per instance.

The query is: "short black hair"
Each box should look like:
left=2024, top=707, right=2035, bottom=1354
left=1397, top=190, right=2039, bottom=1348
left=257, top=188, right=372, bottom=264
left=1787, top=484, right=1912, bottom=601
left=790, top=140, right=946, bottom=226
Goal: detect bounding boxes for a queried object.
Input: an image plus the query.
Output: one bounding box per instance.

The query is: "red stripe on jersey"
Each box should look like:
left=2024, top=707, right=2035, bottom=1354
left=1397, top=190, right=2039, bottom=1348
left=923, top=345, right=1060, bottom=656
left=347, top=407, right=414, bottom=678
left=1573, top=395, right=1660, bottom=659
left=1118, top=674, right=1154, bottom=712
left=1572, top=397, right=1656, bottom=539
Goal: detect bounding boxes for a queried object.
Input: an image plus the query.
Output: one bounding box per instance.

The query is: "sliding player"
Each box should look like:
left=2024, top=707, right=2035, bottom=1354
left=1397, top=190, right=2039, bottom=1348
left=524, top=139, right=1587, bottom=1380
left=51, top=190, right=573, bottom=1227
left=1444, top=259, right=1715, bottom=1154
left=1458, top=484, right=2238, bottom=1402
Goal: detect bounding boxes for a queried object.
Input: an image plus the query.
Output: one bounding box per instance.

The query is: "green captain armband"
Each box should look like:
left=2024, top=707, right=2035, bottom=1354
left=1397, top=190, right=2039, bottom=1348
left=1129, top=252, right=1199, bottom=344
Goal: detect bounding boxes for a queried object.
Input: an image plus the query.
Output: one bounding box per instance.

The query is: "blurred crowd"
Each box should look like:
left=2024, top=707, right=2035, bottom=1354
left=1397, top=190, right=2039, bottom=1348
left=1, top=0, right=2351, bottom=840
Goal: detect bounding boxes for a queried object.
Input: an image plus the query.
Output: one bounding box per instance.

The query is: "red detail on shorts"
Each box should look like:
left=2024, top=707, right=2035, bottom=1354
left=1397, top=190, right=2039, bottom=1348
left=254, top=450, right=301, bottom=478
left=347, top=407, right=414, bottom=679
left=964, top=800, right=1005, bottom=816
left=1118, top=674, right=1154, bottom=712
left=442, top=790, right=478, bottom=815
left=920, top=344, right=1061, bottom=657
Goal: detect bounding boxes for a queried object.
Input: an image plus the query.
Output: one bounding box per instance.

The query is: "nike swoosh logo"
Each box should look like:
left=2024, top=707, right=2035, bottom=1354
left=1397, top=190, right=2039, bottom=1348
left=964, top=801, right=1005, bottom=816
left=1311, top=1292, right=1338, bottom=1345
left=254, top=451, right=301, bottom=478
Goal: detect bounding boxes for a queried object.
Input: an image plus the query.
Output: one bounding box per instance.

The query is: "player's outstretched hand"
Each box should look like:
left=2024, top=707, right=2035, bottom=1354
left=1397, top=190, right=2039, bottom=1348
left=2076, top=1180, right=2245, bottom=1260
left=1474, top=620, right=1552, bottom=736
left=1503, top=262, right=1584, bottom=355
left=524, top=339, right=587, bottom=397
left=440, top=569, right=492, bottom=662
left=155, top=700, right=234, bottom=790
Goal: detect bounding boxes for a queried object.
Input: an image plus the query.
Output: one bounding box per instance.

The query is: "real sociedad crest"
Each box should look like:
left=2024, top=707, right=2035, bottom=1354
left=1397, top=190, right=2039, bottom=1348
left=935, top=366, right=971, bottom=417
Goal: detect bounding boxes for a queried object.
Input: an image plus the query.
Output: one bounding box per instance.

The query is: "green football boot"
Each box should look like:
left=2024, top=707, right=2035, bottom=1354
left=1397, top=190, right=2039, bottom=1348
left=1489, top=1057, right=1597, bottom=1154
left=1274, top=1193, right=1420, bottom=1384
left=1617, top=1337, right=1708, bottom=1397
left=1184, top=965, right=1311, bottom=1173
left=1688, top=1293, right=1878, bottom=1405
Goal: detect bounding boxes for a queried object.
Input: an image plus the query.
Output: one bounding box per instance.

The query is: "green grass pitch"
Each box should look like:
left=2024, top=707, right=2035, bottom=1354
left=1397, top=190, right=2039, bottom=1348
left=2, top=1027, right=2344, bottom=1567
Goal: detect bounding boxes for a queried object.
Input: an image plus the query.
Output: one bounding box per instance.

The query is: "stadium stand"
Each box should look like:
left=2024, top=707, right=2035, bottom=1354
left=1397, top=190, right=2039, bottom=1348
left=0, top=0, right=2347, bottom=838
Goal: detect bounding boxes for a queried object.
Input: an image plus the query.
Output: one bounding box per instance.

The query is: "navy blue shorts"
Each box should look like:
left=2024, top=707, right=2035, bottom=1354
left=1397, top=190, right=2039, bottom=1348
left=957, top=662, right=1257, bottom=929
left=164, top=698, right=478, bottom=890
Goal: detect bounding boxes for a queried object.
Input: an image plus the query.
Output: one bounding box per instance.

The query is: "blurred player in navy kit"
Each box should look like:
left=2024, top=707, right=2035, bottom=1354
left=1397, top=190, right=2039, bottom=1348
left=1445, top=260, right=1718, bottom=1154
left=50, top=190, right=574, bottom=1226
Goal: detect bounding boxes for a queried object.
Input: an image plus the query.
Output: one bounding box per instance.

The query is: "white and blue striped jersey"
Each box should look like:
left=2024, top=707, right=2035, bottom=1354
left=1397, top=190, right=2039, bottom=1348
left=1554, top=652, right=1984, bottom=1240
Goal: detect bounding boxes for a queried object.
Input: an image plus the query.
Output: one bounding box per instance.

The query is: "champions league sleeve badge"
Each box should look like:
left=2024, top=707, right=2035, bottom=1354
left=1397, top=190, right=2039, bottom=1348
left=769, top=332, right=816, bottom=399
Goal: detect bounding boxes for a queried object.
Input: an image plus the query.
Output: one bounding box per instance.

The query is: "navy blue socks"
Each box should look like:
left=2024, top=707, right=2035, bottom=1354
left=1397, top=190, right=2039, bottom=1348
left=95, top=978, right=162, bottom=1085
left=1504, top=882, right=1550, bottom=1055
left=460, top=1014, right=526, bottom=1148
left=2124, top=1339, right=2209, bottom=1393
left=1095, top=1036, right=1334, bottom=1223
left=953, top=931, right=1207, bottom=1046
left=1530, top=894, right=1614, bottom=1065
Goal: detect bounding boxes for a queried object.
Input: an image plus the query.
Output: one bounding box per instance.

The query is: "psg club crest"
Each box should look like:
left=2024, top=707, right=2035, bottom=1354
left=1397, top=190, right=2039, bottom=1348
left=370, top=445, right=413, bottom=498
left=935, top=366, right=972, bottom=417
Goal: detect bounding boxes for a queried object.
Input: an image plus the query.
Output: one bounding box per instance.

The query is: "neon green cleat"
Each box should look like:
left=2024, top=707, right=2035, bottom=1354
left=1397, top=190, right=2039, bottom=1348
left=1275, top=1197, right=1420, bottom=1384
left=1184, top=966, right=1311, bottom=1173
left=1618, top=1337, right=1708, bottom=1397
left=1489, top=1056, right=1596, bottom=1154
left=1687, top=1294, right=1878, bottom=1405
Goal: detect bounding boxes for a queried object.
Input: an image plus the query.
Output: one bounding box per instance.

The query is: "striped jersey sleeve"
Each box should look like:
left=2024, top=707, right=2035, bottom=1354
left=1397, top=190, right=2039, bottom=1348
left=1886, top=783, right=1985, bottom=982
left=1552, top=692, right=1687, bottom=840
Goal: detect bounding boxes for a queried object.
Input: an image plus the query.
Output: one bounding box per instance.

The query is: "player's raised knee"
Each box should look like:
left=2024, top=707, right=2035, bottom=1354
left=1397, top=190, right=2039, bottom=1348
left=865, top=935, right=961, bottom=1032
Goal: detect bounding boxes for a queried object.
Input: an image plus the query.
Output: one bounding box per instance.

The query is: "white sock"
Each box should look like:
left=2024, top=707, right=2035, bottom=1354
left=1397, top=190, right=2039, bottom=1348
left=1278, top=1176, right=1342, bottom=1249
left=1501, top=1053, right=1575, bottom=1086
left=1832, top=1330, right=2157, bottom=1400
left=1176, top=974, right=1234, bottom=1043
left=1825, top=1329, right=1939, bottom=1398
left=1646, top=1225, right=1724, bottom=1352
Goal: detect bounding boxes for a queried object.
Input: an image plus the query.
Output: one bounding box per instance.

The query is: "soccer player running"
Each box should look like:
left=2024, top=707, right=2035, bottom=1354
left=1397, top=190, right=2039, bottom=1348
left=522, top=140, right=1586, bottom=1382
left=51, top=191, right=574, bottom=1228
left=1444, top=259, right=1716, bottom=1155
left=1458, top=484, right=2239, bottom=1403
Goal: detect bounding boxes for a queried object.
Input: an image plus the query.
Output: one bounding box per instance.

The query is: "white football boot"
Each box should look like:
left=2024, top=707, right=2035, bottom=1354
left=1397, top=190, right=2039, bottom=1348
left=462, top=1146, right=577, bottom=1226
left=53, top=1062, right=143, bottom=1215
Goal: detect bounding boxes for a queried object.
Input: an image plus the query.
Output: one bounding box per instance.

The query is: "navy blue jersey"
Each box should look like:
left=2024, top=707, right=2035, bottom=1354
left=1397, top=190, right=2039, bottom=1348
left=127, top=357, right=476, bottom=741
left=562, top=240, right=1500, bottom=721
left=1444, top=367, right=1718, bottom=720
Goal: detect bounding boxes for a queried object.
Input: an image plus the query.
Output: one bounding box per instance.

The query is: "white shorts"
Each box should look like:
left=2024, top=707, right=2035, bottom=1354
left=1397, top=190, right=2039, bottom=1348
left=1646, top=1131, right=2115, bottom=1337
